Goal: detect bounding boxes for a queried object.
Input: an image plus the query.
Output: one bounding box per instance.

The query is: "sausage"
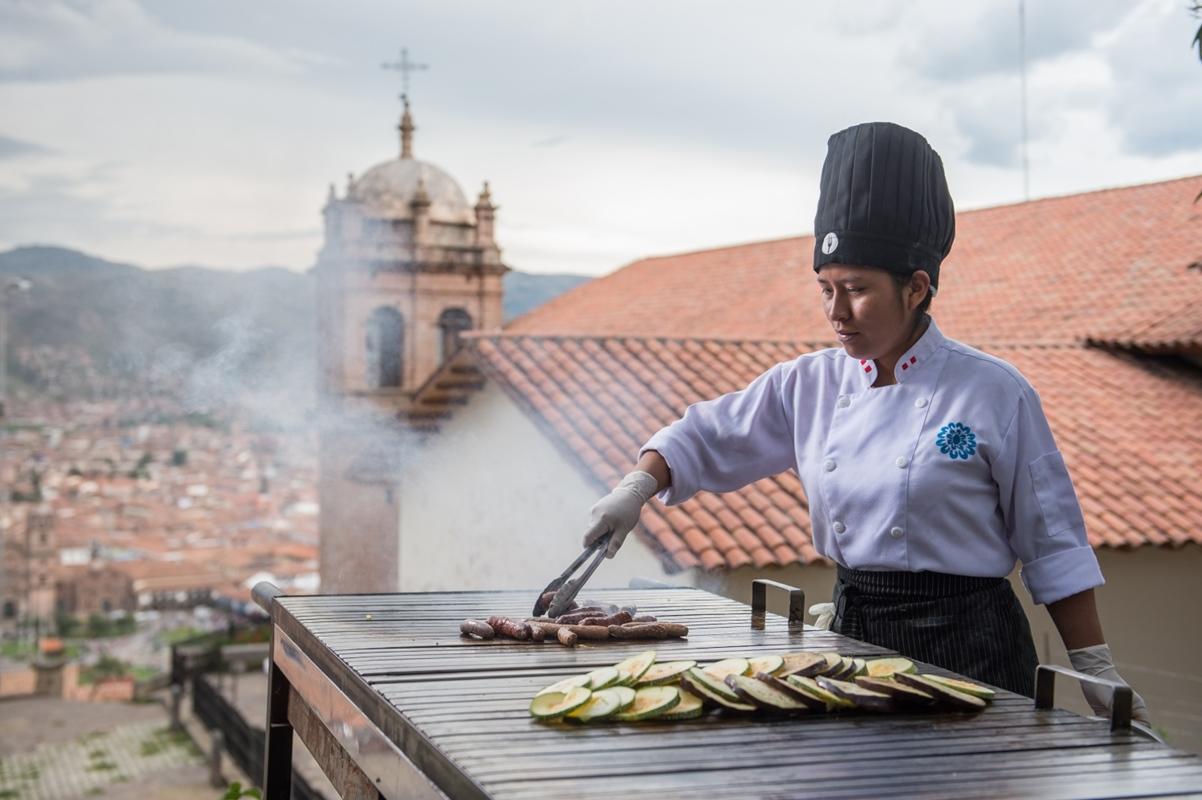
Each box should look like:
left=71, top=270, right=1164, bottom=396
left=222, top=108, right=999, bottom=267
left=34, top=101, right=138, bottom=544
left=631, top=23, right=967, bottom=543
left=525, top=619, right=611, bottom=640
left=607, top=622, right=689, bottom=639
left=577, top=611, right=633, bottom=627
left=538, top=591, right=577, bottom=613
left=556, top=627, right=578, bottom=647
left=552, top=607, right=606, bottom=624
left=459, top=619, right=495, bottom=639
left=486, top=615, right=532, bottom=640
left=529, top=624, right=547, bottom=642
left=631, top=615, right=659, bottom=623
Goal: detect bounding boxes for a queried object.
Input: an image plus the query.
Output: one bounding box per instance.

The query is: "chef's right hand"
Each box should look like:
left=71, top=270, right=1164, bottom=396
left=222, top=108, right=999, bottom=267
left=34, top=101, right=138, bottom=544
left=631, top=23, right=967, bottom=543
left=583, top=471, right=660, bottom=558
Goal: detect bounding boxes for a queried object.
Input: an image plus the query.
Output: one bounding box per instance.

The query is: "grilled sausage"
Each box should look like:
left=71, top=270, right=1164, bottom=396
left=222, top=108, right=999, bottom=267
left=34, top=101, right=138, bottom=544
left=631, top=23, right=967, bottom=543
left=556, top=627, right=579, bottom=647
left=538, top=592, right=578, bottom=613
left=607, top=622, right=689, bottom=639
left=577, top=611, right=633, bottom=627
left=529, top=624, right=547, bottom=642
left=552, top=607, right=606, bottom=624
left=631, top=615, right=659, bottom=623
left=524, top=619, right=611, bottom=640
left=486, top=616, right=532, bottom=641
left=459, top=619, right=495, bottom=639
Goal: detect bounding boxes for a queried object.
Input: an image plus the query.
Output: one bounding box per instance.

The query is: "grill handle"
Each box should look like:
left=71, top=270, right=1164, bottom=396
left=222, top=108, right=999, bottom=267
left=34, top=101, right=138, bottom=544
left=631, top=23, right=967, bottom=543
left=751, top=579, right=805, bottom=633
left=252, top=581, right=283, bottom=614
left=1034, top=663, right=1133, bottom=732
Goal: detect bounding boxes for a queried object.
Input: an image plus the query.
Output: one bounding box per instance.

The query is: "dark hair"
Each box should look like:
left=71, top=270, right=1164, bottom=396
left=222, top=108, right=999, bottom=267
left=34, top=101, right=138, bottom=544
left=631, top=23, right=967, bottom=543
left=892, top=271, right=934, bottom=317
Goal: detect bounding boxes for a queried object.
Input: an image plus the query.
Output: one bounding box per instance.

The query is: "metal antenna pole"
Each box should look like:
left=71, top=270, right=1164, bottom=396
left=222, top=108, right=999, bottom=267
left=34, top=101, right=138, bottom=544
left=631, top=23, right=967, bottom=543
left=1019, top=0, right=1030, bottom=201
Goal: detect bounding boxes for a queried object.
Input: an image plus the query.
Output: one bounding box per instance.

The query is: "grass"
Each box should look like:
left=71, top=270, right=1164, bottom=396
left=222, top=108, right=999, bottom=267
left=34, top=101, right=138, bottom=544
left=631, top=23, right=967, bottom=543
left=0, top=789, right=20, bottom=799
left=159, top=626, right=206, bottom=646
left=87, top=760, right=117, bottom=773
left=139, top=727, right=193, bottom=758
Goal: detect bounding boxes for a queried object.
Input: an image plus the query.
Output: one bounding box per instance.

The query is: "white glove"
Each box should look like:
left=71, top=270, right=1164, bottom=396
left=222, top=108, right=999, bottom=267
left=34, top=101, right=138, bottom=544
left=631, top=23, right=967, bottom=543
left=583, top=471, right=659, bottom=558
left=809, top=602, right=835, bottom=630
left=1067, top=643, right=1150, bottom=724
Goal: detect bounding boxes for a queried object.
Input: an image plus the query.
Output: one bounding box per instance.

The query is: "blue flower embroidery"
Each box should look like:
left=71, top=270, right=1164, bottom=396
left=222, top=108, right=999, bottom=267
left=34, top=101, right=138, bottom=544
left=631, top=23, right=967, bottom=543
left=936, top=422, right=977, bottom=460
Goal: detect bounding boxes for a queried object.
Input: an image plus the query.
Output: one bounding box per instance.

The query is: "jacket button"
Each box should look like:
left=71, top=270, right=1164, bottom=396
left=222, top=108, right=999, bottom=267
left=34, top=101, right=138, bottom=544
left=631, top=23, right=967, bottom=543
left=837, top=395, right=850, bottom=408
left=890, top=526, right=904, bottom=538
left=833, top=521, right=846, bottom=534
left=915, top=398, right=929, bottom=408
left=895, top=456, right=908, bottom=468
left=823, top=459, right=837, bottom=472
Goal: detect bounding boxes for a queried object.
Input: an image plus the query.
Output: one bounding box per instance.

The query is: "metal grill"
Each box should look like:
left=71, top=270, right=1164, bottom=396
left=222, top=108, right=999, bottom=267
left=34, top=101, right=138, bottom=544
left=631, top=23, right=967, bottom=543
left=258, top=585, right=1202, bottom=799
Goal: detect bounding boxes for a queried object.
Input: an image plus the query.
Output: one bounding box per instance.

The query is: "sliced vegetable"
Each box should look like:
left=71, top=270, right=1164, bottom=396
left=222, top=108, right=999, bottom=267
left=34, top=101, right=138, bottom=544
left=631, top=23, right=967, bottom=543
left=834, top=656, right=859, bottom=680
left=851, top=658, right=867, bottom=677
left=854, top=676, right=935, bottom=708
left=747, top=655, right=784, bottom=676
left=922, top=674, right=997, bottom=699
left=820, top=652, right=843, bottom=673
left=725, top=674, right=810, bottom=713
left=785, top=674, right=854, bottom=710
left=865, top=657, right=917, bottom=678
left=778, top=652, right=829, bottom=678
left=613, top=686, right=681, bottom=722
left=680, top=668, right=757, bottom=712
left=586, top=666, right=620, bottom=690
left=894, top=673, right=988, bottom=711
left=659, top=689, right=705, bottom=721
left=609, top=685, right=637, bottom=711
left=816, top=677, right=894, bottom=712
left=613, top=650, right=657, bottom=686
left=535, top=674, right=590, bottom=697
left=634, top=660, right=697, bottom=687
left=530, top=686, right=592, bottom=719
left=704, top=658, right=751, bottom=680
left=754, top=672, right=827, bottom=711
left=566, top=688, right=624, bottom=722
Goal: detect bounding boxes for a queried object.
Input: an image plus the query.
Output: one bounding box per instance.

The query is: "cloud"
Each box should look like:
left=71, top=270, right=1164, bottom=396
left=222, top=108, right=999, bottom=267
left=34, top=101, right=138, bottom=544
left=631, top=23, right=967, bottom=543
left=0, top=133, right=52, bottom=159
left=0, top=0, right=321, bottom=82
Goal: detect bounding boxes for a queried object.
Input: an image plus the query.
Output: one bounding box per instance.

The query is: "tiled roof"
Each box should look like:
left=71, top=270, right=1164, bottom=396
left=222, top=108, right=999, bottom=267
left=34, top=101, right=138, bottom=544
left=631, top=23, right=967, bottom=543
left=507, top=175, right=1202, bottom=350
left=465, top=335, right=1202, bottom=572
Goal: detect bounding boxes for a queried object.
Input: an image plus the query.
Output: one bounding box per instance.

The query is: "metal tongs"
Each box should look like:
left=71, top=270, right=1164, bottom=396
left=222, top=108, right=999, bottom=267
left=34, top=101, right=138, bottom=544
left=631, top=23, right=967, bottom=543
left=531, top=531, right=612, bottom=618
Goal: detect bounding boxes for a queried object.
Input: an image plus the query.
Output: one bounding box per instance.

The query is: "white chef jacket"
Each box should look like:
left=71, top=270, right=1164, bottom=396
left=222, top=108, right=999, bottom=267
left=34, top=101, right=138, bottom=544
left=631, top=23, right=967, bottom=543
left=642, top=317, right=1103, bottom=606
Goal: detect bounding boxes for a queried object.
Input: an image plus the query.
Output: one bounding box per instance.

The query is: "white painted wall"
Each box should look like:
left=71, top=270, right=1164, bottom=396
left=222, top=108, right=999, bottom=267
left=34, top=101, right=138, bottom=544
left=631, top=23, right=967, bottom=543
left=398, top=382, right=675, bottom=592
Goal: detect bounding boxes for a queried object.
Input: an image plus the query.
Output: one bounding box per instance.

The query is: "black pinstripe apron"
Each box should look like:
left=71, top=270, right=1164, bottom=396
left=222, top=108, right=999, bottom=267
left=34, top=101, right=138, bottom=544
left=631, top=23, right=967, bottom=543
left=832, top=565, right=1039, bottom=697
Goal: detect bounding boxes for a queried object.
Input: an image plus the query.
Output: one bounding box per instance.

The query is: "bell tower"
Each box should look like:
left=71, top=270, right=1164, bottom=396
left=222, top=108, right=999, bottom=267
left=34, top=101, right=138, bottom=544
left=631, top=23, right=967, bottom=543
left=315, top=92, right=508, bottom=593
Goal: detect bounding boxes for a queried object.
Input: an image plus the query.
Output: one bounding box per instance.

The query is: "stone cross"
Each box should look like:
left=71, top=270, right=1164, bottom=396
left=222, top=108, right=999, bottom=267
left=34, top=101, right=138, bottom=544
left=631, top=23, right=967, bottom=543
left=381, top=47, right=429, bottom=99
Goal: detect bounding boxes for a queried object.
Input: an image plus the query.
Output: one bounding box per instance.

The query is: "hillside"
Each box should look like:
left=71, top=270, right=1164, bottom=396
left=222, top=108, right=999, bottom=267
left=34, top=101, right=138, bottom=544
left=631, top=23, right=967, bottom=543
left=0, top=246, right=589, bottom=408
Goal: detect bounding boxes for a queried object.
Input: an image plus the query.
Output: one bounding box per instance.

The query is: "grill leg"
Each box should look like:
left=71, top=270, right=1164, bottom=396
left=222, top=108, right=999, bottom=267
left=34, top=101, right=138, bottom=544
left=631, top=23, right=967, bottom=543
left=263, top=629, right=294, bottom=799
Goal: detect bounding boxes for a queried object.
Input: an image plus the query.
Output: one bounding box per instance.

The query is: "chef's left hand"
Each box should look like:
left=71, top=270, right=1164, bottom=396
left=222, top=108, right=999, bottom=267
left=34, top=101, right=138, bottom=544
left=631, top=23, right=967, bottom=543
left=1067, top=644, right=1150, bottom=724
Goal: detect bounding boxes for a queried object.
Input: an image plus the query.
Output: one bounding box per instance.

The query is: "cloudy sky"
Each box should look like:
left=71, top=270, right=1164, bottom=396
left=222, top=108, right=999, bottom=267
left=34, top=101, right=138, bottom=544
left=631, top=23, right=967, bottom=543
left=1, top=0, right=1199, bottom=275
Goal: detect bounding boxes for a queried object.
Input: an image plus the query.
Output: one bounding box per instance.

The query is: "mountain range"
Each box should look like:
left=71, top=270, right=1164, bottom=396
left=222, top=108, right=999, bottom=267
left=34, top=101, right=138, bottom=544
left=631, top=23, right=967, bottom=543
left=0, top=245, right=589, bottom=408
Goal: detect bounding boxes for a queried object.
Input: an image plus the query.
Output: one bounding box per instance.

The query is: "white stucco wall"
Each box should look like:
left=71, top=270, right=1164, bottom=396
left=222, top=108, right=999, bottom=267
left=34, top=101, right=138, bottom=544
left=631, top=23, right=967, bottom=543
left=398, top=382, right=675, bottom=592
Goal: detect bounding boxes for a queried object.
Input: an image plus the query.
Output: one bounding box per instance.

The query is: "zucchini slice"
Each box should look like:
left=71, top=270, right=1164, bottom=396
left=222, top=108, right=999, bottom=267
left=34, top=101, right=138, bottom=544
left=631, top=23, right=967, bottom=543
left=635, top=660, right=697, bottom=687
left=680, top=668, right=757, bottom=712
left=586, top=666, right=621, bottom=690
left=816, top=677, right=894, bottom=712
left=923, top=674, right=997, bottom=699
left=854, top=676, right=935, bottom=708
left=834, top=656, right=859, bottom=680
left=725, top=674, right=809, bottom=712
left=530, top=686, right=592, bottom=720
left=566, top=687, right=624, bottom=722
left=785, top=674, right=854, bottom=710
left=754, top=673, right=827, bottom=711
left=747, top=655, right=785, bottom=676
left=820, top=652, right=844, bottom=674
left=535, top=674, right=591, bottom=697
left=613, top=650, right=657, bottom=686
left=658, top=689, right=705, bottom=720
left=609, top=685, right=637, bottom=711
left=704, top=657, right=751, bottom=680
left=851, top=658, right=867, bottom=677
left=895, top=673, right=988, bottom=710
left=613, top=686, right=681, bottom=722
left=865, top=657, right=916, bottom=678
left=778, top=652, right=828, bottom=678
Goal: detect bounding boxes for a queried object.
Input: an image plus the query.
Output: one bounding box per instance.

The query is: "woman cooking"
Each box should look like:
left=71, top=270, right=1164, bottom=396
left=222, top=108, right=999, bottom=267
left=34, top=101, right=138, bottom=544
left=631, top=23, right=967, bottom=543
left=583, top=121, right=1149, bottom=721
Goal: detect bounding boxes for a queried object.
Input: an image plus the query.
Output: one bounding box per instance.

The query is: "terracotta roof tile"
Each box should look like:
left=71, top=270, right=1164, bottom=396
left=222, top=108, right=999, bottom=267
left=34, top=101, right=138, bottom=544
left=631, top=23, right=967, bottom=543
left=449, top=176, right=1202, bottom=572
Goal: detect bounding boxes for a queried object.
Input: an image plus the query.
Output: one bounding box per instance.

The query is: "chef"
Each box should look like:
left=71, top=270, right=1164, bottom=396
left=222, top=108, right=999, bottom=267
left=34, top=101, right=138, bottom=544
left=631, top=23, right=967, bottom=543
left=584, top=121, right=1149, bottom=720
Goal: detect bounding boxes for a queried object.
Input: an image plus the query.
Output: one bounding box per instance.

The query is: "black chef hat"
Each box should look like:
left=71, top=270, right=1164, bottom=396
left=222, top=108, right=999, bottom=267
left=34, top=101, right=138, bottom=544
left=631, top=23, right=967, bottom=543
left=813, top=122, right=955, bottom=289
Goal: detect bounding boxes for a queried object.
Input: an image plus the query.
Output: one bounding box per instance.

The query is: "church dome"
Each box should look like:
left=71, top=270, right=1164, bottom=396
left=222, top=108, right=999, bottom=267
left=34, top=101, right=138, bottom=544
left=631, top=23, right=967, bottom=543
left=349, top=158, right=474, bottom=224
